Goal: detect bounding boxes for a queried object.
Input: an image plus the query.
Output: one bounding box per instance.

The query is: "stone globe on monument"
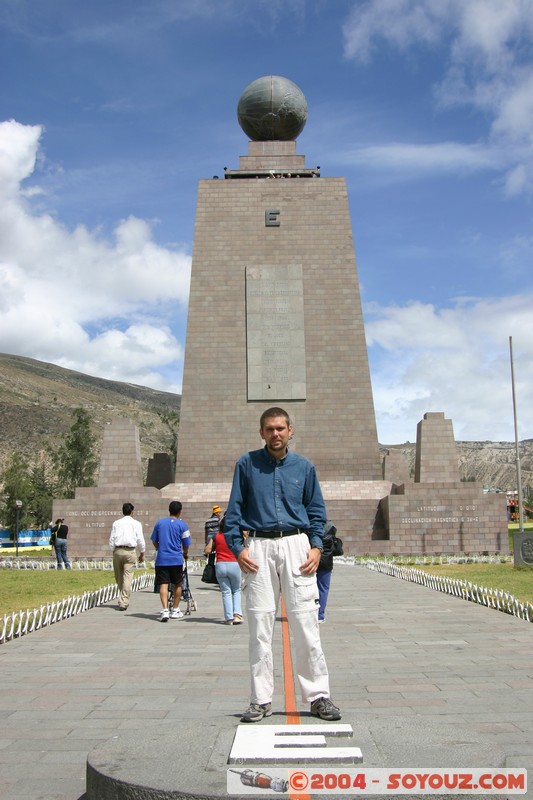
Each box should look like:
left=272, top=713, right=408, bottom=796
left=237, top=75, right=308, bottom=141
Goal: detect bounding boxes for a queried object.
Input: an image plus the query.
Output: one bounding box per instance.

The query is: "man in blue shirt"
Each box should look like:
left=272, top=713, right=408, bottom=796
left=224, top=407, right=341, bottom=723
left=151, top=500, right=191, bottom=622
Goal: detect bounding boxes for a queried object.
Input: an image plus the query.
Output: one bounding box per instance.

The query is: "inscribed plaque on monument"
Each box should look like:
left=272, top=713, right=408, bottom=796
left=246, top=265, right=306, bottom=401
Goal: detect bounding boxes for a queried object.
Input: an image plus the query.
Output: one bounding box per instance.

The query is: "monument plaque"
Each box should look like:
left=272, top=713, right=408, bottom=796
left=246, top=264, right=306, bottom=400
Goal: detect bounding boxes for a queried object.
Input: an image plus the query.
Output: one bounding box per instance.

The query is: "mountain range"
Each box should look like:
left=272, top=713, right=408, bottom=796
left=0, top=352, right=180, bottom=477
left=0, top=352, right=531, bottom=492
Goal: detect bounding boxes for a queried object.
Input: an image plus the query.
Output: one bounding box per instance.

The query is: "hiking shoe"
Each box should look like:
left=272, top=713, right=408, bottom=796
left=159, top=609, right=169, bottom=622
left=170, top=609, right=184, bottom=619
left=310, top=697, right=341, bottom=721
left=240, top=702, right=273, bottom=723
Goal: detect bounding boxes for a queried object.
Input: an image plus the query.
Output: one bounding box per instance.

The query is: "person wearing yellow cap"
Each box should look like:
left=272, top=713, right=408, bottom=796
left=205, top=505, right=222, bottom=544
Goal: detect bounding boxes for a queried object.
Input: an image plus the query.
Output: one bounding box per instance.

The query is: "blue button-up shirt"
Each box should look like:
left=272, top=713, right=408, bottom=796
left=224, top=446, right=327, bottom=558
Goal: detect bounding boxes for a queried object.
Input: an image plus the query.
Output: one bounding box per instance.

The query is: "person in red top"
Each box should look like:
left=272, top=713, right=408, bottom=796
left=205, top=515, right=243, bottom=625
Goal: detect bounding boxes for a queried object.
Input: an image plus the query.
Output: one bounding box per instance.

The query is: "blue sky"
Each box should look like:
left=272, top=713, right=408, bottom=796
left=1, top=0, right=532, bottom=444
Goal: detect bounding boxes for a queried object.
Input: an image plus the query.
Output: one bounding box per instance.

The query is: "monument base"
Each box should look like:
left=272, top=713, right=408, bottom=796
left=53, top=416, right=510, bottom=559
left=382, top=482, right=509, bottom=556
left=86, top=717, right=505, bottom=800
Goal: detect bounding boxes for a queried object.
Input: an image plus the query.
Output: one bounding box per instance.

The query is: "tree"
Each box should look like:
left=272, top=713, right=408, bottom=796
left=0, top=452, right=33, bottom=533
left=29, top=460, right=54, bottom=528
left=51, top=408, right=98, bottom=498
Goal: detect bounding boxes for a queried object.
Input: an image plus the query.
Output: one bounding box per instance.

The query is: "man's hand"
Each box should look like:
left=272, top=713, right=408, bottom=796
left=300, top=547, right=321, bottom=576
left=138, top=552, right=145, bottom=563
left=237, top=549, right=259, bottom=574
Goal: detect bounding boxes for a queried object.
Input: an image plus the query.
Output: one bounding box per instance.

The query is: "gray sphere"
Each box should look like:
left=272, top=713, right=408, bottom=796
left=237, top=75, right=307, bottom=141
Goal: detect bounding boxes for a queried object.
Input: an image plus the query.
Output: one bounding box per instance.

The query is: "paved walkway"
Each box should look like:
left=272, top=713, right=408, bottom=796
left=1, top=563, right=532, bottom=799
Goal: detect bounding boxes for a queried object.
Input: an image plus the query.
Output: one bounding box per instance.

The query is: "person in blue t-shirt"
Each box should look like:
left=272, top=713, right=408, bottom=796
left=151, top=500, right=191, bottom=622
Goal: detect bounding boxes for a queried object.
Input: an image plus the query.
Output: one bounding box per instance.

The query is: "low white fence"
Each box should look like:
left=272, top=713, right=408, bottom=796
left=1, top=558, right=125, bottom=571
left=3, top=555, right=529, bottom=643
left=0, top=572, right=155, bottom=645
left=0, top=559, right=203, bottom=645
left=0, top=557, right=203, bottom=571
left=365, top=559, right=533, bottom=623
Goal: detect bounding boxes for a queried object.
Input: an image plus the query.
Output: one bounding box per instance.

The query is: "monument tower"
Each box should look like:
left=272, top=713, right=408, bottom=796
left=55, top=76, right=508, bottom=556
left=174, top=75, right=382, bottom=487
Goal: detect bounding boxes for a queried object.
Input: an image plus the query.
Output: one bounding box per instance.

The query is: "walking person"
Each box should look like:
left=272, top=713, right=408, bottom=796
left=50, top=518, right=71, bottom=569
left=224, top=406, right=341, bottom=723
left=205, top=505, right=222, bottom=544
left=151, top=501, right=191, bottom=622
left=109, top=502, right=146, bottom=611
left=205, top=515, right=243, bottom=625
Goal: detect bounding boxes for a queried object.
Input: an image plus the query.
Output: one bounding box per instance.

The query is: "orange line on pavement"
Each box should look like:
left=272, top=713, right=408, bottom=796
left=281, top=597, right=299, bottom=724
left=281, top=598, right=311, bottom=800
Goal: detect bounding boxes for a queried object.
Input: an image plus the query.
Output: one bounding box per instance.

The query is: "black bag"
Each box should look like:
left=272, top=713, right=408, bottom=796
left=332, top=535, right=344, bottom=556
left=49, top=532, right=56, bottom=545
left=201, top=552, right=218, bottom=584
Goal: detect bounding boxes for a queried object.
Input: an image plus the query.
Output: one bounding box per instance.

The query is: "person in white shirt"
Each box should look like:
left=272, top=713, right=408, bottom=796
left=109, top=502, right=146, bottom=611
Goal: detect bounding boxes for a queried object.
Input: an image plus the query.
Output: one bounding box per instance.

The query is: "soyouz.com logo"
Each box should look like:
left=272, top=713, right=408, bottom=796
left=227, top=767, right=527, bottom=794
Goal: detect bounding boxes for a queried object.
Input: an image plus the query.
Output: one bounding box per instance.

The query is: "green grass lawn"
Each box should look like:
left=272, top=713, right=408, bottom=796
left=0, top=565, right=153, bottom=617
left=2, top=539, right=532, bottom=620
left=416, top=562, right=533, bottom=606
left=412, top=523, right=533, bottom=607
left=3, top=562, right=529, bottom=620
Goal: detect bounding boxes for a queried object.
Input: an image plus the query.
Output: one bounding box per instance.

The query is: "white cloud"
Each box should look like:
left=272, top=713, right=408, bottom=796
left=366, top=295, right=533, bottom=443
left=492, top=73, right=533, bottom=142
left=0, top=0, right=308, bottom=46
left=55, top=324, right=183, bottom=392
left=0, top=119, right=190, bottom=390
left=343, top=0, right=449, bottom=62
left=341, top=2, right=533, bottom=443
left=343, top=0, right=533, bottom=192
left=345, top=140, right=503, bottom=175
left=451, top=0, right=531, bottom=74
left=0, top=120, right=42, bottom=194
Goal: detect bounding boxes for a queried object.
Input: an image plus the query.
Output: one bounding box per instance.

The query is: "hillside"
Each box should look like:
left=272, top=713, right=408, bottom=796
left=381, top=440, right=533, bottom=494
left=0, top=352, right=531, bottom=492
left=0, top=353, right=181, bottom=476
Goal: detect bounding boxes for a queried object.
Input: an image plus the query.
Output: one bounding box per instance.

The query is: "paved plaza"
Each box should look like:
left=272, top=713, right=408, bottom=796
left=1, top=563, right=532, bottom=799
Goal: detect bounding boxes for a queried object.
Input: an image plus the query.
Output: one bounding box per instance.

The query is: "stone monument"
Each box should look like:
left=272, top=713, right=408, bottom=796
left=163, top=74, right=508, bottom=555
left=381, top=413, right=507, bottom=554
left=54, top=76, right=509, bottom=557
left=52, top=418, right=164, bottom=559
left=172, top=75, right=381, bottom=484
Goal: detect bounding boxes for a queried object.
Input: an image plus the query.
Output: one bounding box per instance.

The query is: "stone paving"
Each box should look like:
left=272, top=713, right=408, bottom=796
left=0, top=564, right=532, bottom=799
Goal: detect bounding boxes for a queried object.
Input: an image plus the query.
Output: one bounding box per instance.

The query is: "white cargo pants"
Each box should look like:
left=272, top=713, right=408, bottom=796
left=242, top=532, right=331, bottom=705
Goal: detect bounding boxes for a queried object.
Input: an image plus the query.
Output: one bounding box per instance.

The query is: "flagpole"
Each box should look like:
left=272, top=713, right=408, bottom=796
left=509, top=335, right=524, bottom=535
